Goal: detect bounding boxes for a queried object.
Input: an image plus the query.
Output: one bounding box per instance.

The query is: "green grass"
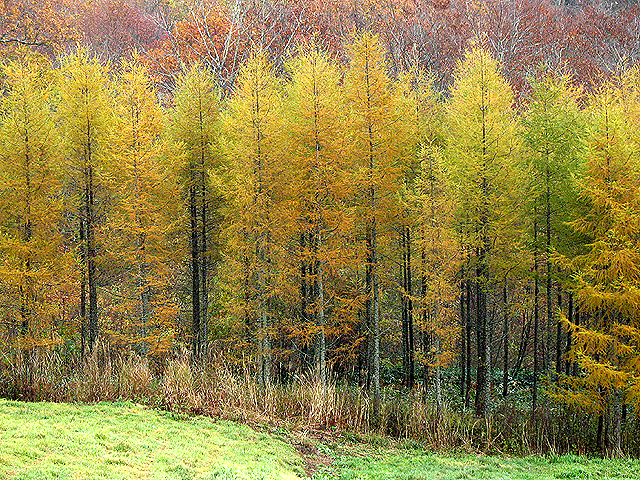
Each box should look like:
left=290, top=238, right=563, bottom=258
left=0, top=399, right=304, bottom=480
left=1, top=400, right=639, bottom=480
left=313, top=447, right=640, bottom=479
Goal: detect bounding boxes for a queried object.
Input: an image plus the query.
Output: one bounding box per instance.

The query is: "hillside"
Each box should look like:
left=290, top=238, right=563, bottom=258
left=0, top=400, right=303, bottom=479
left=1, top=401, right=640, bottom=479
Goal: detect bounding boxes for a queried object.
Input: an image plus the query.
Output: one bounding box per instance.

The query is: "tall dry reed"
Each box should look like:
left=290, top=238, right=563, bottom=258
left=2, top=343, right=638, bottom=456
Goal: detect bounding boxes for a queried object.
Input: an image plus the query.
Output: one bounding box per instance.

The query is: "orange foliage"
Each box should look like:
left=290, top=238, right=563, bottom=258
left=0, top=0, right=75, bottom=55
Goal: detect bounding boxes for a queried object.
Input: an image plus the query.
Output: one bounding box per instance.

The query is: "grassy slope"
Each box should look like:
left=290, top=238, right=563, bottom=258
left=313, top=447, right=640, bottom=479
left=1, top=400, right=639, bottom=480
left=0, top=400, right=304, bottom=480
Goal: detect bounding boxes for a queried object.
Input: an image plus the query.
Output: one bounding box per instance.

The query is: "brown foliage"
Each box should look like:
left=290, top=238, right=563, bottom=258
left=0, top=0, right=75, bottom=55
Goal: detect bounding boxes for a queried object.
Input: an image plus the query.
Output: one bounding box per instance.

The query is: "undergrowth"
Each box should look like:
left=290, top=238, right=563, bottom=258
left=1, top=343, right=639, bottom=457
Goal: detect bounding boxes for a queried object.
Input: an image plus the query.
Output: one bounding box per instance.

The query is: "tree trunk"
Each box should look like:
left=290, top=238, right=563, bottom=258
left=435, top=335, right=442, bottom=413
left=572, top=308, right=580, bottom=377
left=406, top=227, right=414, bottom=388
left=610, top=390, right=623, bottom=458
left=259, top=266, right=270, bottom=385
left=133, top=154, right=149, bottom=356
left=200, top=172, right=208, bottom=358
left=565, top=293, right=573, bottom=376
left=364, top=62, right=380, bottom=415
left=300, top=232, right=308, bottom=323
left=80, top=215, right=87, bottom=357
left=533, top=210, right=540, bottom=419
left=475, top=100, right=490, bottom=418
left=460, top=277, right=467, bottom=399
left=555, top=289, right=563, bottom=378
left=597, top=413, right=604, bottom=454
left=315, top=227, right=327, bottom=384
left=401, top=226, right=415, bottom=388
left=242, top=237, right=252, bottom=346
left=475, top=264, right=488, bottom=417
left=545, top=165, right=553, bottom=376
left=371, top=215, right=381, bottom=417
left=513, top=311, right=531, bottom=378
left=502, top=282, right=509, bottom=397
left=189, top=183, right=201, bottom=359
left=465, top=278, right=473, bottom=410
left=86, top=165, right=98, bottom=353
left=421, top=247, right=430, bottom=394
left=20, top=148, right=33, bottom=387
left=401, top=230, right=409, bottom=385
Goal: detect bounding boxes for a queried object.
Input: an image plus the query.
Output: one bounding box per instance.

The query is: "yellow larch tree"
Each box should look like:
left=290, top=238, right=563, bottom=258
left=220, top=50, right=287, bottom=384
left=57, top=47, right=116, bottom=355
left=343, top=32, right=411, bottom=415
left=283, top=45, right=352, bottom=383
left=170, top=63, right=223, bottom=359
left=522, top=73, right=587, bottom=384
left=399, top=69, right=460, bottom=403
left=0, top=53, right=70, bottom=378
left=444, top=46, right=524, bottom=417
left=396, top=67, right=457, bottom=393
left=552, top=71, right=640, bottom=456
left=106, top=57, right=182, bottom=356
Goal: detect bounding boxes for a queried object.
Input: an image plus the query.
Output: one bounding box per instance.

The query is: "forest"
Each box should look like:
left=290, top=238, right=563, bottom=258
left=2, top=0, right=640, bottom=466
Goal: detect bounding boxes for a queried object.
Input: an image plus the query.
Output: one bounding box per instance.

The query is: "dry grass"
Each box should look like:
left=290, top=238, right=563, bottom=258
left=1, top=343, right=638, bottom=456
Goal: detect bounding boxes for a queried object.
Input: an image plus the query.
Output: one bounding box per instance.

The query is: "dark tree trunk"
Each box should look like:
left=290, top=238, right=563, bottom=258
left=502, top=282, right=509, bottom=397
left=371, top=215, right=381, bottom=415
left=242, top=248, right=251, bottom=343
left=190, top=184, right=201, bottom=359
left=300, top=232, right=308, bottom=323
left=545, top=166, right=553, bottom=376
left=555, top=289, right=563, bottom=378
left=19, top=154, right=33, bottom=386
left=565, top=293, right=573, bottom=376
left=533, top=211, right=540, bottom=419
left=421, top=247, right=430, bottom=393
left=365, top=93, right=380, bottom=415
left=572, top=308, right=580, bottom=377
left=199, top=170, right=208, bottom=357
left=401, top=226, right=415, bottom=388
left=475, top=264, right=488, bottom=417
left=465, top=279, right=473, bottom=410
left=406, top=228, right=414, bottom=388
left=597, top=413, right=604, bottom=453
left=460, top=277, right=467, bottom=399
left=86, top=164, right=98, bottom=354
left=80, top=216, right=87, bottom=357
left=513, top=311, right=531, bottom=378
left=299, top=232, right=313, bottom=367
left=401, top=230, right=409, bottom=385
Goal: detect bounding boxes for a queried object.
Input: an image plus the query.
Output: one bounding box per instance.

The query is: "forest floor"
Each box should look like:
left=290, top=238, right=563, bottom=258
left=1, top=400, right=639, bottom=480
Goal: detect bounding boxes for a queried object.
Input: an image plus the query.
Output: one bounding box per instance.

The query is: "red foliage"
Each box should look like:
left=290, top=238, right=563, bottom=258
left=63, top=0, right=640, bottom=95
left=74, top=0, right=161, bottom=61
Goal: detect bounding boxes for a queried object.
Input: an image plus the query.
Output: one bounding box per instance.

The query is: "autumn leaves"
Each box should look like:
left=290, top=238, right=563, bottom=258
left=1, top=31, right=640, bottom=431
